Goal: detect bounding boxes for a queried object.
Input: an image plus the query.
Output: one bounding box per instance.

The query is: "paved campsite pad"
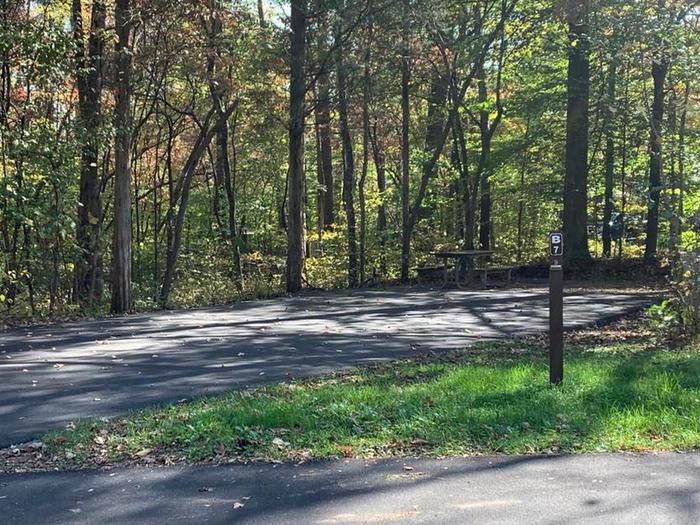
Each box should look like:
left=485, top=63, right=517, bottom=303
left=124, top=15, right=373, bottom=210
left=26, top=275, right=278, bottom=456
left=0, top=286, right=655, bottom=446
left=1, top=452, right=698, bottom=524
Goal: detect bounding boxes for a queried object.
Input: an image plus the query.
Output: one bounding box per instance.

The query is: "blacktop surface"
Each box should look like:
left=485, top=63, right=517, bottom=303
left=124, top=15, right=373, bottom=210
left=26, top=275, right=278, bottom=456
left=2, top=452, right=698, bottom=524
left=1, top=285, right=688, bottom=524
left=0, top=286, right=655, bottom=447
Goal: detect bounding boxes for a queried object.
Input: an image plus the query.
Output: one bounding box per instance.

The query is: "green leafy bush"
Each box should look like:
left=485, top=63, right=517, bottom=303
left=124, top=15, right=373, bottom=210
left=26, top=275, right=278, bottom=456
left=649, top=252, right=700, bottom=341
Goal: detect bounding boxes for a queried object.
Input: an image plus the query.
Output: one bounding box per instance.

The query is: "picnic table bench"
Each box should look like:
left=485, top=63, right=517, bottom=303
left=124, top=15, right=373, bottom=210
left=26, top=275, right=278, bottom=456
left=416, top=265, right=448, bottom=283
left=421, top=250, right=515, bottom=288
left=473, top=265, right=515, bottom=287
left=429, top=250, right=492, bottom=288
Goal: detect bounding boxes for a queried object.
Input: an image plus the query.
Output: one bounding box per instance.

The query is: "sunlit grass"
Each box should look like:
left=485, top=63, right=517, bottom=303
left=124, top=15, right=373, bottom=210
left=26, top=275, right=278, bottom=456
left=44, top=341, right=700, bottom=465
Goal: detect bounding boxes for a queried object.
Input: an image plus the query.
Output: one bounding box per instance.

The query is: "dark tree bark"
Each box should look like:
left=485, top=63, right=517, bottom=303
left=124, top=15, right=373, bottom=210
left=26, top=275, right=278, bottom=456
left=313, top=89, right=325, bottom=238
left=644, top=50, right=668, bottom=264
left=667, top=89, right=679, bottom=256
left=678, top=79, right=690, bottom=222
left=563, top=0, right=592, bottom=264
left=257, top=0, right=266, bottom=27
left=160, top=108, right=235, bottom=305
left=359, top=25, right=372, bottom=284
left=222, top=116, right=243, bottom=282
left=335, top=16, right=358, bottom=288
left=400, top=1, right=411, bottom=283
left=111, top=0, right=133, bottom=313
left=286, top=0, right=307, bottom=293
left=476, top=34, right=505, bottom=251
left=313, top=7, right=334, bottom=232
left=667, top=78, right=689, bottom=260
left=72, top=0, right=106, bottom=307
left=617, top=67, right=630, bottom=258
left=451, top=116, right=471, bottom=247
left=370, top=122, right=387, bottom=276
left=602, top=61, right=616, bottom=258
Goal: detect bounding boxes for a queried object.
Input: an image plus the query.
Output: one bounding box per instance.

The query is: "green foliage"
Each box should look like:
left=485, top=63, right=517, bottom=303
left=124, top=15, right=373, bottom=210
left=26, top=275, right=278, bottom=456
left=647, top=300, right=683, bottom=339
left=654, top=252, right=700, bottom=340
left=0, top=0, right=698, bottom=323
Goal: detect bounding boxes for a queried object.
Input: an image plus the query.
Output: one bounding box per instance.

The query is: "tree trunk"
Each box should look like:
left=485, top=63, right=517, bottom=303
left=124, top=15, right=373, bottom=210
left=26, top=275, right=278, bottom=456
left=644, top=54, right=668, bottom=264
left=602, top=61, right=616, bottom=258
left=335, top=18, right=358, bottom=288
left=313, top=90, right=324, bottom=239
left=359, top=28, right=372, bottom=284
left=257, top=0, right=265, bottom=27
left=72, top=0, right=106, bottom=307
left=678, top=78, right=690, bottom=222
left=370, top=123, right=387, bottom=277
left=517, top=115, right=531, bottom=262
left=451, top=121, right=471, bottom=248
left=314, top=81, right=334, bottom=230
left=563, top=0, right=591, bottom=264
left=160, top=109, right=233, bottom=305
left=204, top=3, right=242, bottom=282
left=111, top=0, right=133, bottom=313
left=314, top=14, right=334, bottom=231
left=218, top=118, right=242, bottom=279
left=286, top=0, right=307, bottom=293
left=400, top=2, right=411, bottom=283
left=477, top=65, right=492, bottom=250
left=618, top=67, right=630, bottom=258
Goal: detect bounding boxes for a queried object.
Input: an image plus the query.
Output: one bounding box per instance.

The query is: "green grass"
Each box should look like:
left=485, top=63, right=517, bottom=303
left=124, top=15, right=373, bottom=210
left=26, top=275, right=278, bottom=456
left=42, top=340, right=700, bottom=466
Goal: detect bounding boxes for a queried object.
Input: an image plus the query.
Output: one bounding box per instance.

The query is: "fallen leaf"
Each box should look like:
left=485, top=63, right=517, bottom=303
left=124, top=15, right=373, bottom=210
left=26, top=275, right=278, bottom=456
left=272, top=437, right=290, bottom=448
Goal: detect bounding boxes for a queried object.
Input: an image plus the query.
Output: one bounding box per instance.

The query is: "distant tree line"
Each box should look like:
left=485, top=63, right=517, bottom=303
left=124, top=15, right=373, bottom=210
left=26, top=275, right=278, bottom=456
left=0, top=0, right=698, bottom=318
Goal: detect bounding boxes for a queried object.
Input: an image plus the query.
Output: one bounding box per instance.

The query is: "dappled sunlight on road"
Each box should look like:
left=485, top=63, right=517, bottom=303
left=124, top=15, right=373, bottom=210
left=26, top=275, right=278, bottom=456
left=0, top=286, right=654, bottom=446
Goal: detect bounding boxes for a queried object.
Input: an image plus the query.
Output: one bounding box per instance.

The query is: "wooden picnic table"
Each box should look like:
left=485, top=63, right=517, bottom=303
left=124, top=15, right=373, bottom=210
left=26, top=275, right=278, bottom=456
left=430, top=250, right=494, bottom=288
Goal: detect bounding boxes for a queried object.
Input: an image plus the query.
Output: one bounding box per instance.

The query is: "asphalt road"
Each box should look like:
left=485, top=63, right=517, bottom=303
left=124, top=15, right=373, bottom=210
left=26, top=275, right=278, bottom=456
left=1, top=452, right=697, bottom=524
left=0, top=286, right=654, bottom=446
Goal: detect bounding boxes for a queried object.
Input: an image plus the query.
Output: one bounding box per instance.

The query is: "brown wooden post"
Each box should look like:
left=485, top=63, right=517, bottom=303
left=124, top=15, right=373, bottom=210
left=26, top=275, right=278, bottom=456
left=549, top=232, right=564, bottom=385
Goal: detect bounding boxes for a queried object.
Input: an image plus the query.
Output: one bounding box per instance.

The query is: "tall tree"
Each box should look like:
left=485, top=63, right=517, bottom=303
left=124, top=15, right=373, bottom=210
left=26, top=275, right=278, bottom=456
left=335, top=7, right=358, bottom=288
left=72, top=0, right=106, bottom=307
left=476, top=31, right=506, bottom=251
left=203, top=1, right=242, bottom=282
left=160, top=108, right=236, bottom=305
left=602, top=59, right=616, bottom=258
left=370, top=121, right=388, bottom=276
left=111, top=0, right=133, bottom=313
left=644, top=0, right=669, bottom=265
left=359, top=22, right=373, bottom=284
left=286, top=0, right=307, bottom=293
left=313, top=9, right=334, bottom=231
left=257, top=0, right=266, bottom=27
left=563, top=0, right=592, bottom=263
left=399, top=0, right=411, bottom=283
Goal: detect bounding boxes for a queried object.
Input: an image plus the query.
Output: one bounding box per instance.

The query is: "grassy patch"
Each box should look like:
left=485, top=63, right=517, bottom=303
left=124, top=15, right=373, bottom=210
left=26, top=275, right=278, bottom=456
left=24, top=337, right=700, bottom=470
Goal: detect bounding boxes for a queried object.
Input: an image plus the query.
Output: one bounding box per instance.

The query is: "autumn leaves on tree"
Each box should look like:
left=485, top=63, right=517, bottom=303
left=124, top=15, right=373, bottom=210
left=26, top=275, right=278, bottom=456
left=0, top=0, right=698, bottom=318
